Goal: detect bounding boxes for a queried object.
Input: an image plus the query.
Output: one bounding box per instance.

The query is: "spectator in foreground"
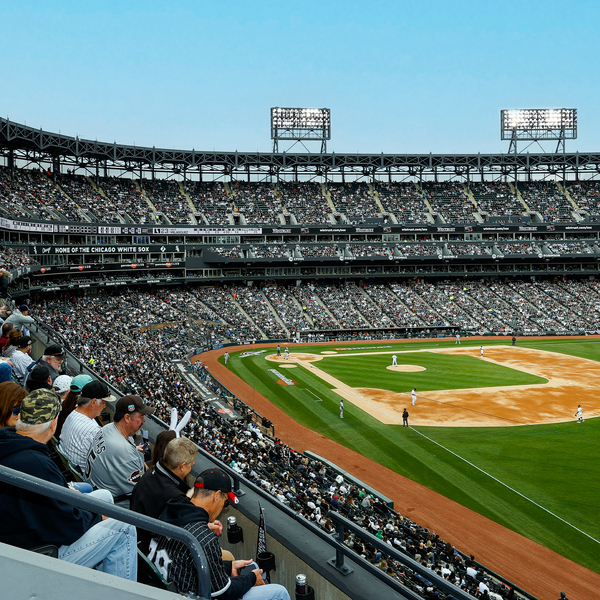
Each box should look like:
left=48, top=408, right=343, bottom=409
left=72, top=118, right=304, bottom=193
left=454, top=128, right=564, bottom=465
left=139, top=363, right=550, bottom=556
left=0, top=388, right=137, bottom=581
left=130, top=436, right=196, bottom=552
left=86, top=394, right=154, bottom=501
left=40, top=344, right=66, bottom=384
left=55, top=374, right=93, bottom=439
left=59, top=380, right=114, bottom=474
left=0, top=381, right=28, bottom=428
left=10, top=335, right=33, bottom=384
left=152, top=468, right=290, bottom=599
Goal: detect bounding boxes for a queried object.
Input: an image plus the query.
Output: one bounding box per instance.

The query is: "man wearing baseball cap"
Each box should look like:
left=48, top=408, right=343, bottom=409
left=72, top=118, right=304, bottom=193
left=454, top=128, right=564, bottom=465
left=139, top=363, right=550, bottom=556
left=41, top=343, right=66, bottom=384
left=60, top=380, right=115, bottom=473
left=86, top=394, right=154, bottom=501
left=4, top=304, right=34, bottom=335
left=0, top=388, right=137, bottom=581
left=151, top=467, right=290, bottom=600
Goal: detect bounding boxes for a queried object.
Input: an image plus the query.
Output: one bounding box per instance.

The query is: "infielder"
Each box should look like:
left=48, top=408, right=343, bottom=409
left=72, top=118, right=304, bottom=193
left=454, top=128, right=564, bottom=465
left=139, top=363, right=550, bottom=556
left=411, top=388, right=417, bottom=406
left=284, top=347, right=289, bottom=360
left=340, top=399, right=344, bottom=419
left=391, top=354, right=397, bottom=366
left=575, top=405, right=584, bottom=423
left=455, top=333, right=461, bottom=345
left=480, top=346, right=484, bottom=358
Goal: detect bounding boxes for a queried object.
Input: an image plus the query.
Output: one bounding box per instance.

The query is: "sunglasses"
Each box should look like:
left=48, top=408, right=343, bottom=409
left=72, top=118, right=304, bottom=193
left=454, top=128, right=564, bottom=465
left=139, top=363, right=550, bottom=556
left=12, top=406, right=21, bottom=416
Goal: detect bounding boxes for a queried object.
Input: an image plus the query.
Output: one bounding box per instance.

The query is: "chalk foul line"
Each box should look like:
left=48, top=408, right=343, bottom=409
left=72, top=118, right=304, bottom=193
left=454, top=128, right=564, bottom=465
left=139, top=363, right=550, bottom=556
left=409, top=427, right=600, bottom=546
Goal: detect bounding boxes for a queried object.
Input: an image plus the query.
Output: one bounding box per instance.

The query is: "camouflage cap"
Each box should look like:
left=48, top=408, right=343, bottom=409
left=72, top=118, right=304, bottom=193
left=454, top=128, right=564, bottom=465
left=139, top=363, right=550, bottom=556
left=20, top=388, right=62, bottom=425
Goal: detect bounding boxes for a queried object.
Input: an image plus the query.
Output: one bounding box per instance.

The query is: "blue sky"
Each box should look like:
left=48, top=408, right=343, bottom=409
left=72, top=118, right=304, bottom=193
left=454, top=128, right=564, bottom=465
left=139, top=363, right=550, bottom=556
left=2, top=1, right=599, bottom=154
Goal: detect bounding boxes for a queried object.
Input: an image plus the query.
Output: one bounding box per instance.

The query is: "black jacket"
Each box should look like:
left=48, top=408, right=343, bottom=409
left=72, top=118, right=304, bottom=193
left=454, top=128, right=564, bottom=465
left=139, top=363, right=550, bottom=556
left=130, top=459, right=190, bottom=551
left=152, top=499, right=256, bottom=599
left=0, top=427, right=101, bottom=548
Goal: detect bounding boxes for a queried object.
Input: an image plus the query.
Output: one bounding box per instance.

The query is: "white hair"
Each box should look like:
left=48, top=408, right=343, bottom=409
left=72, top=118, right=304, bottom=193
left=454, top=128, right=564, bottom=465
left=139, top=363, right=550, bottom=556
left=16, top=419, right=53, bottom=435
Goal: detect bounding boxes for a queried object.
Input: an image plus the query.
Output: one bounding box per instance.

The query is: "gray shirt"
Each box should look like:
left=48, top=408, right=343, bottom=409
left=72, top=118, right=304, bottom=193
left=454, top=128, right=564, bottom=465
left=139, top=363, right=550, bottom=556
left=85, top=422, right=145, bottom=498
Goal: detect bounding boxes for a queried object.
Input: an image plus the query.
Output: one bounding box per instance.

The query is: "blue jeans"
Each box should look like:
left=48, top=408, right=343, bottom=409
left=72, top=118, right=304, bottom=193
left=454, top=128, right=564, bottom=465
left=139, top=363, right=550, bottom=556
left=58, top=490, right=137, bottom=581
left=240, top=563, right=291, bottom=600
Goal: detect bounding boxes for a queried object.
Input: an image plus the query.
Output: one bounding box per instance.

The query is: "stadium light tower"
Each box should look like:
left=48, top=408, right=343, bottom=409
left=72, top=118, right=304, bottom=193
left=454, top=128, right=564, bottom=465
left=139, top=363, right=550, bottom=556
left=271, top=107, right=331, bottom=153
left=501, top=108, right=577, bottom=154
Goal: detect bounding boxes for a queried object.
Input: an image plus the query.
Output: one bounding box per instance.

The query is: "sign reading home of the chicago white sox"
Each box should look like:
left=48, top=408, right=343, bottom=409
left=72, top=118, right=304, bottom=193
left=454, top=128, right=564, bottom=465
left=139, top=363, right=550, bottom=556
left=28, top=244, right=184, bottom=255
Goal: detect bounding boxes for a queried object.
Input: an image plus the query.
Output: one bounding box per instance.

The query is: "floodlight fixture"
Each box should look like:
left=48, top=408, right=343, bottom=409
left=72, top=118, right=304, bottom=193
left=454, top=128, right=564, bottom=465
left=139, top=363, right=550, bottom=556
left=271, top=107, right=331, bottom=153
left=501, top=108, right=577, bottom=153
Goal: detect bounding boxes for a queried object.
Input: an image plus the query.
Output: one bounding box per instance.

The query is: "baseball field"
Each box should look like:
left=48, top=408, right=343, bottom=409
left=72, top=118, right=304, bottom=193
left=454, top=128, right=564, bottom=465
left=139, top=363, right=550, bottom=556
left=221, top=337, right=600, bottom=577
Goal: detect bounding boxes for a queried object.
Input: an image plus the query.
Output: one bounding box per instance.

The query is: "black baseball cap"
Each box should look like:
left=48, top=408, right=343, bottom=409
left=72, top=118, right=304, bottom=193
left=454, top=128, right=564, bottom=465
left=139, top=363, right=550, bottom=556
left=45, top=344, right=65, bottom=358
left=114, top=394, right=155, bottom=417
left=194, top=468, right=239, bottom=504
left=18, top=336, right=32, bottom=348
left=80, top=380, right=116, bottom=404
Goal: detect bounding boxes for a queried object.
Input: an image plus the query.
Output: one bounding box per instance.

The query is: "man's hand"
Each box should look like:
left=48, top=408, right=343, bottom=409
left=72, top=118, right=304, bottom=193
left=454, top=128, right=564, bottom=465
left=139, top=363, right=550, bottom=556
left=208, top=519, right=223, bottom=536
left=252, top=569, right=265, bottom=586
left=231, top=559, right=253, bottom=577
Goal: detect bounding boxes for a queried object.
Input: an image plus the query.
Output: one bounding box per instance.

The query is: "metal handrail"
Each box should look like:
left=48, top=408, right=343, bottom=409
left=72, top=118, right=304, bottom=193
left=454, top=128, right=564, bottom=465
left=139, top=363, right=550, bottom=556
left=0, top=465, right=211, bottom=599
left=327, top=510, right=481, bottom=600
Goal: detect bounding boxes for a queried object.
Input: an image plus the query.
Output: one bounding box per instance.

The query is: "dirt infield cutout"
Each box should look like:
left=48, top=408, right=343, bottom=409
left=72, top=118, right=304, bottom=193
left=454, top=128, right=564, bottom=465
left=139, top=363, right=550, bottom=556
left=284, top=346, right=600, bottom=427
left=279, top=364, right=297, bottom=369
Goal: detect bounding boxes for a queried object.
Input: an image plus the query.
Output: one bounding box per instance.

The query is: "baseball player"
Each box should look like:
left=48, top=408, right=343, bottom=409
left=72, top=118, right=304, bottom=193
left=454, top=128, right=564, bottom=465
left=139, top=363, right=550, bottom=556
left=284, top=347, right=289, bottom=360
left=391, top=354, right=397, bottom=366
left=455, top=333, right=461, bottom=345
left=480, top=346, right=484, bottom=358
left=276, top=345, right=281, bottom=357
left=223, top=352, right=229, bottom=365
left=575, top=405, right=584, bottom=423
left=402, top=408, right=409, bottom=428
left=340, top=399, right=344, bottom=419
left=411, top=388, right=417, bottom=406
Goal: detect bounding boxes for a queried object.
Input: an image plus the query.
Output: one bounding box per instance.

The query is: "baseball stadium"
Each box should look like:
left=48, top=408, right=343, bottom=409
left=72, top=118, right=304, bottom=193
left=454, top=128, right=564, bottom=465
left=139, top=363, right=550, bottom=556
left=2, top=6, right=600, bottom=600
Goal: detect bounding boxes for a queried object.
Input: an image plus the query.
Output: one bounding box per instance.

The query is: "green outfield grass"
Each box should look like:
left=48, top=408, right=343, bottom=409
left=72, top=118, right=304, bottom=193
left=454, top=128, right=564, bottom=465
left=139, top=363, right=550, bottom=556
left=223, top=338, right=600, bottom=573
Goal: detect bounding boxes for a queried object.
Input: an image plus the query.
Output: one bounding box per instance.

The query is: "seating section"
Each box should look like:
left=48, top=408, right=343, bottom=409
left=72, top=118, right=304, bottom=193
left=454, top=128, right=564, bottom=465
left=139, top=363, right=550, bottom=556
left=277, top=182, right=331, bottom=224
left=422, top=182, right=474, bottom=223
left=327, top=183, right=379, bottom=220
left=185, top=181, right=231, bottom=225
left=142, top=180, right=193, bottom=224
left=470, top=182, right=523, bottom=217
left=230, top=182, right=283, bottom=224
left=517, top=181, right=574, bottom=222
left=375, top=182, right=430, bottom=223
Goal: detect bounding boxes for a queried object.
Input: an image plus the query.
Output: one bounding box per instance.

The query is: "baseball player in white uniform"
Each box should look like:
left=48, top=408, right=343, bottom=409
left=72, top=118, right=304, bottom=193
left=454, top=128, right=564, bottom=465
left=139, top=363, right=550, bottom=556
left=284, top=347, right=289, bottom=360
left=391, top=354, right=397, bottom=366
left=411, top=388, right=417, bottom=406
left=480, top=346, right=484, bottom=358
left=340, top=399, right=344, bottom=419
left=576, top=405, right=584, bottom=423
left=455, top=333, right=460, bottom=344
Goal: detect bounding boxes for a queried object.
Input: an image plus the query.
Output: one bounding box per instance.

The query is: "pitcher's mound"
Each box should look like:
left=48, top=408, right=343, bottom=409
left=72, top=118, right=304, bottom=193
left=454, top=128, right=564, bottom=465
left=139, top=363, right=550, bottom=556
left=386, top=365, right=426, bottom=373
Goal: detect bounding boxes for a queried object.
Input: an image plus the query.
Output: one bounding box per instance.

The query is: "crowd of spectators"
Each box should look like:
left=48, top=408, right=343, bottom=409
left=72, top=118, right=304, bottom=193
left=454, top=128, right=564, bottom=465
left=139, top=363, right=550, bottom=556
left=347, top=245, right=389, bottom=258
left=55, top=173, right=120, bottom=222
left=469, top=182, right=525, bottom=218
left=229, top=286, right=287, bottom=338
left=291, top=285, right=340, bottom=330
left=375, top=183, right=430, bottom=223
left=142, top=179, right=193, bottom=224
left=230, top=183, right=282, bottom=224
left=517, top=181, right=574, bottom=222
left=277, top=182, right=331, bottom=224
left=446, top=244, right=488, bottom=256
left=298, top=245, right=339, bottom=257
left=97, top=177, right=156, bottom=224
left=249, top=245, right=290, bottom=258
left=544, top=241, right=593, bottom=254
left=566, top=180, right=600, bottom=220
left=422, top=182, right=476, bottom=224
left=327, top=183, right=380, bottom=221
left=185, top=182, right=231, bottom=225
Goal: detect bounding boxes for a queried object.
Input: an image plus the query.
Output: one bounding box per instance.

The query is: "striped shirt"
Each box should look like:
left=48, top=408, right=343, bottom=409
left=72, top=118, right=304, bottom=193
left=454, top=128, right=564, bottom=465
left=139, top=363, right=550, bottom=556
left=59, top=411, right=100, bottom=473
